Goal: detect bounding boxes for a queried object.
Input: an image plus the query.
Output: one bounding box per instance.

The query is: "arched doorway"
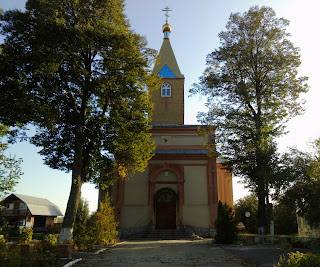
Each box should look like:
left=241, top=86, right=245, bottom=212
left=155, top=188, right=177, bottom=229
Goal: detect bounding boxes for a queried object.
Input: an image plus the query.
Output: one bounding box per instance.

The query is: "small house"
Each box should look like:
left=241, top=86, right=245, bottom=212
left=1, top=193, right=63, bottom=232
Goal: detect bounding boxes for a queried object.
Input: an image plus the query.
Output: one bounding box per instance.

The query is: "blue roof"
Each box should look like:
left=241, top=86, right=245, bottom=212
left=152, top=149, right=209, bottom=155
left=157, top=65, right=177, bottom=78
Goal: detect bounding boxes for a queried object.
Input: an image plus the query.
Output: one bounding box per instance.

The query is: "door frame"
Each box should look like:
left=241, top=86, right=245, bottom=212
left=154, top=188, right=177, bottom=229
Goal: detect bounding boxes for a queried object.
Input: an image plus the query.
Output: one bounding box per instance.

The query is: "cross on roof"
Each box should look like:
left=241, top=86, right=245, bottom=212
left=162, top=6, right=172, bottom=23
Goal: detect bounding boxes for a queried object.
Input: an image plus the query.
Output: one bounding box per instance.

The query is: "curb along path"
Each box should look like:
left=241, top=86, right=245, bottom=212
left=74, top=239, right=248, bottom=266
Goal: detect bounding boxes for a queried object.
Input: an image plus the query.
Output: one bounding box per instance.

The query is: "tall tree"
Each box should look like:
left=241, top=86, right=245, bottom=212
left=190, top=6, right=308, bottom=238
left=276, top=138, right=320, bottom=228
left=0, top=125, right=23, bottom=199
left=0, top=0, right=160, bottom=241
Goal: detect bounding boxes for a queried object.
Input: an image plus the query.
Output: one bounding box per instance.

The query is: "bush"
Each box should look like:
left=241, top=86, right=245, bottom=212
left=43, top=234, right=58, bottom=250
left=73, top=198, right=90, bottom=239
left=276, top=252, right=320, bottom=267
left=48, top=223, right=62, bottom=234
left=20, top=228, right=33, bottom=244
left=87, top=194, right=118, bottom=245
left=214, top=201, right=238, bottom=244
left=73, top=198, right=94, bottom=251
left=3, top=225, right=20, bottom=239
left=74, top=235, right=95, bottom=252
left=32, top=233, right=45, bottom=240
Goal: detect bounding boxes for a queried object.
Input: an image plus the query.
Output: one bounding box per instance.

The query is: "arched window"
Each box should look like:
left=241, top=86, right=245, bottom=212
left=161, top=83, right=171, bottom=97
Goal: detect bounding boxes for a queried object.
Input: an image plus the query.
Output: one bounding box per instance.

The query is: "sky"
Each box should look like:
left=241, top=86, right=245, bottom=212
left=1, top=0, right=319, bottom=214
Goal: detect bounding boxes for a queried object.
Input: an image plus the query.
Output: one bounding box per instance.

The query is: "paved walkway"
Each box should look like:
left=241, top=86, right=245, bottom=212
left=74, top=239, right=248, bottom=266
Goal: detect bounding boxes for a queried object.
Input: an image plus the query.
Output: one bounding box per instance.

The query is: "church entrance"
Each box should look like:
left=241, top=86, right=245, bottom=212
left=155, top=189, right=177, bottom=229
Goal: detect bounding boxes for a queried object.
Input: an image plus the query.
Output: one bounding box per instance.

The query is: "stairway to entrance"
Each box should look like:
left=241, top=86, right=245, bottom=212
left=128, top=229, right=192, bottom=241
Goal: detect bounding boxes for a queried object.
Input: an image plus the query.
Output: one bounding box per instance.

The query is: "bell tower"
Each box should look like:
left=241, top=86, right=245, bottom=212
left=151, top=7, right=184, bottom=125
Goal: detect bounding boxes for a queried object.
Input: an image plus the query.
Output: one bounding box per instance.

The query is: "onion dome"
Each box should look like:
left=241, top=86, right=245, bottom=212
left=163, top=23, right=172, bottom=33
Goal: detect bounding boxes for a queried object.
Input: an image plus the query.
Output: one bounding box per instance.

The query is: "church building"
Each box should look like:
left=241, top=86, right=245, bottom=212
left=100, top=8, right=233, bottom=238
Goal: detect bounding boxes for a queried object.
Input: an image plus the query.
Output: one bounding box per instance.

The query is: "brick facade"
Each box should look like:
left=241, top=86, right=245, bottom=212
left=151, top=77, right=184, bottom=125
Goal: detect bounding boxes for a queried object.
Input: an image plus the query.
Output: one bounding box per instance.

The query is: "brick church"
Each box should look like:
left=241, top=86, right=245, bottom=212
left=99, top=8, right=233, bottom=238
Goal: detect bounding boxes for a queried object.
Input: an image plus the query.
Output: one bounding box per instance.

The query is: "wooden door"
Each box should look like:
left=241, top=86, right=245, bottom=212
left=156, top=192, right=176, bottom=229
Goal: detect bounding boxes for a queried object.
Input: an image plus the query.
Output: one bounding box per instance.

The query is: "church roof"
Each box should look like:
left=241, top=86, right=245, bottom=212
left=153, top=149, right=209, bottom=155
left=153, top=38, right=184, bottom=78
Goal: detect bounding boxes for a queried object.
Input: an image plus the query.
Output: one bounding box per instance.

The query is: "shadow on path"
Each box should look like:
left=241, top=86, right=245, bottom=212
left=74, top=239, right=248, bottom=266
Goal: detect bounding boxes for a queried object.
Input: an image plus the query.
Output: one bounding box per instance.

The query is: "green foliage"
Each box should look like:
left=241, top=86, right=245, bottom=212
left=48, top=223, right=62, bottom=234
left=276, top=252, right=320, bottom=267
left=73, top=198, right=89, bottom=238
left=43, top=234, right=58, bottom=250
left=0, top=125, right=23, bottom=198
left=32, top=233, right=45, bottom=240
left=0, top=0, right=159, bottom=183
left=87, top=195, right=118, bottom=245
left=73, top=234, right=95, bottom=252
left=0, top=241, right=60, bottom=267
left=235, top=194, right=258, bottom=234
left=273, top=201, right=297, bottom=235
left=0, top=0, right=160, bottom=238
left=277, top=138, right=320, bottom=228
left=20, top=228, right=33, bottom=244
left=214, top=201, right=238, bottom=244
left=73, top=198, right=94, bottom=250
left=3, top=225, right=20, bottom=238
left=190, top=5, right=308, bottom=232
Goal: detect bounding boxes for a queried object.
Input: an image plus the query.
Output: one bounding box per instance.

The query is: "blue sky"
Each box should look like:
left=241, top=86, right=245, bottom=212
left=1, top=0, right=319, bottom=213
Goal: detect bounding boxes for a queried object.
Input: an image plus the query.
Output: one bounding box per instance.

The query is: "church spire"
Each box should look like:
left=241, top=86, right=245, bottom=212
left=153, top=7, right=183, bottom=78
left=162, top=6, right=172, bottom=39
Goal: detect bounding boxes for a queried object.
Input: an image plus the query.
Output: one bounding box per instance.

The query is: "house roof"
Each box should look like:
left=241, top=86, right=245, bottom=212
left=6, top=193, right=63, bottom=217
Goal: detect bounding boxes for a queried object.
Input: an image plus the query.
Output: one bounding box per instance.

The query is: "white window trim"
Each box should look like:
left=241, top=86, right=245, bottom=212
left=161, top=83, right=172, bottom=97
left=6, top=203, right=14, bottom=210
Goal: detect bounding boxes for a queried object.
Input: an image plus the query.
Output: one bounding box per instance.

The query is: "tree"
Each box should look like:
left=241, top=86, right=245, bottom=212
left=277, top=138, right=320, bottom=228
left=0, top=0, right=160, bottom=241
left=190, top=6, right=308, bottom=238
left=234, top=194, right=258, bottom=234
left=214, top=201, right=238, bottom=244
left=73, top=197, right=90, bottom=239
left=0, top=125, right=22, bottom=199
left=87, top=194, right=118, bottom=245
left=273, top=200, right=297, bottom=235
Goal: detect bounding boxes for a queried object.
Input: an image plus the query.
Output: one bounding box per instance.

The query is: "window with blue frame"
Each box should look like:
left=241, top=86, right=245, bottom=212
left=161, top=83, right=171, bottom=97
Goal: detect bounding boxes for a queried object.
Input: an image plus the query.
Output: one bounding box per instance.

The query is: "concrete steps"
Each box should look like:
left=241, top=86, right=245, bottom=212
left=129, top=229, right=192, bottom=241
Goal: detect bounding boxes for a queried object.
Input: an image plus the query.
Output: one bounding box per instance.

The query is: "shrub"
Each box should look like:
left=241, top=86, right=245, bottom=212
left=73, top=198, right=94, bottom=251
left=73, top=235, right=95, bottom=252
left=20, top=228, right=33, bottom=244
left=276, top=251, right=320, bottom=267
left=73, top=198, right=90, bottom=239
left=87, top=194, right=118, bottom=245
left=214, top=201, right=238, bottom=244
left=32, top=233, right=45, bottom=240
left=43, top=234, right=58, bottom=250
left=48, top=223, right=62, bottom=234
left=3, top=225, right=20, bottom=238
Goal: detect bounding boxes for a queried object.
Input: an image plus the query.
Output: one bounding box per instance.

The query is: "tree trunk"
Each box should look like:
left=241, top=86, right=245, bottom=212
left=257, top=184, right=266, bottom=243
left=58, top=127, right=84, bottom=243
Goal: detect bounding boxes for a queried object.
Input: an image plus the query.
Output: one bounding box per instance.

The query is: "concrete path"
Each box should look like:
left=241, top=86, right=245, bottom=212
left=74, top=239, right=248, bottom=266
